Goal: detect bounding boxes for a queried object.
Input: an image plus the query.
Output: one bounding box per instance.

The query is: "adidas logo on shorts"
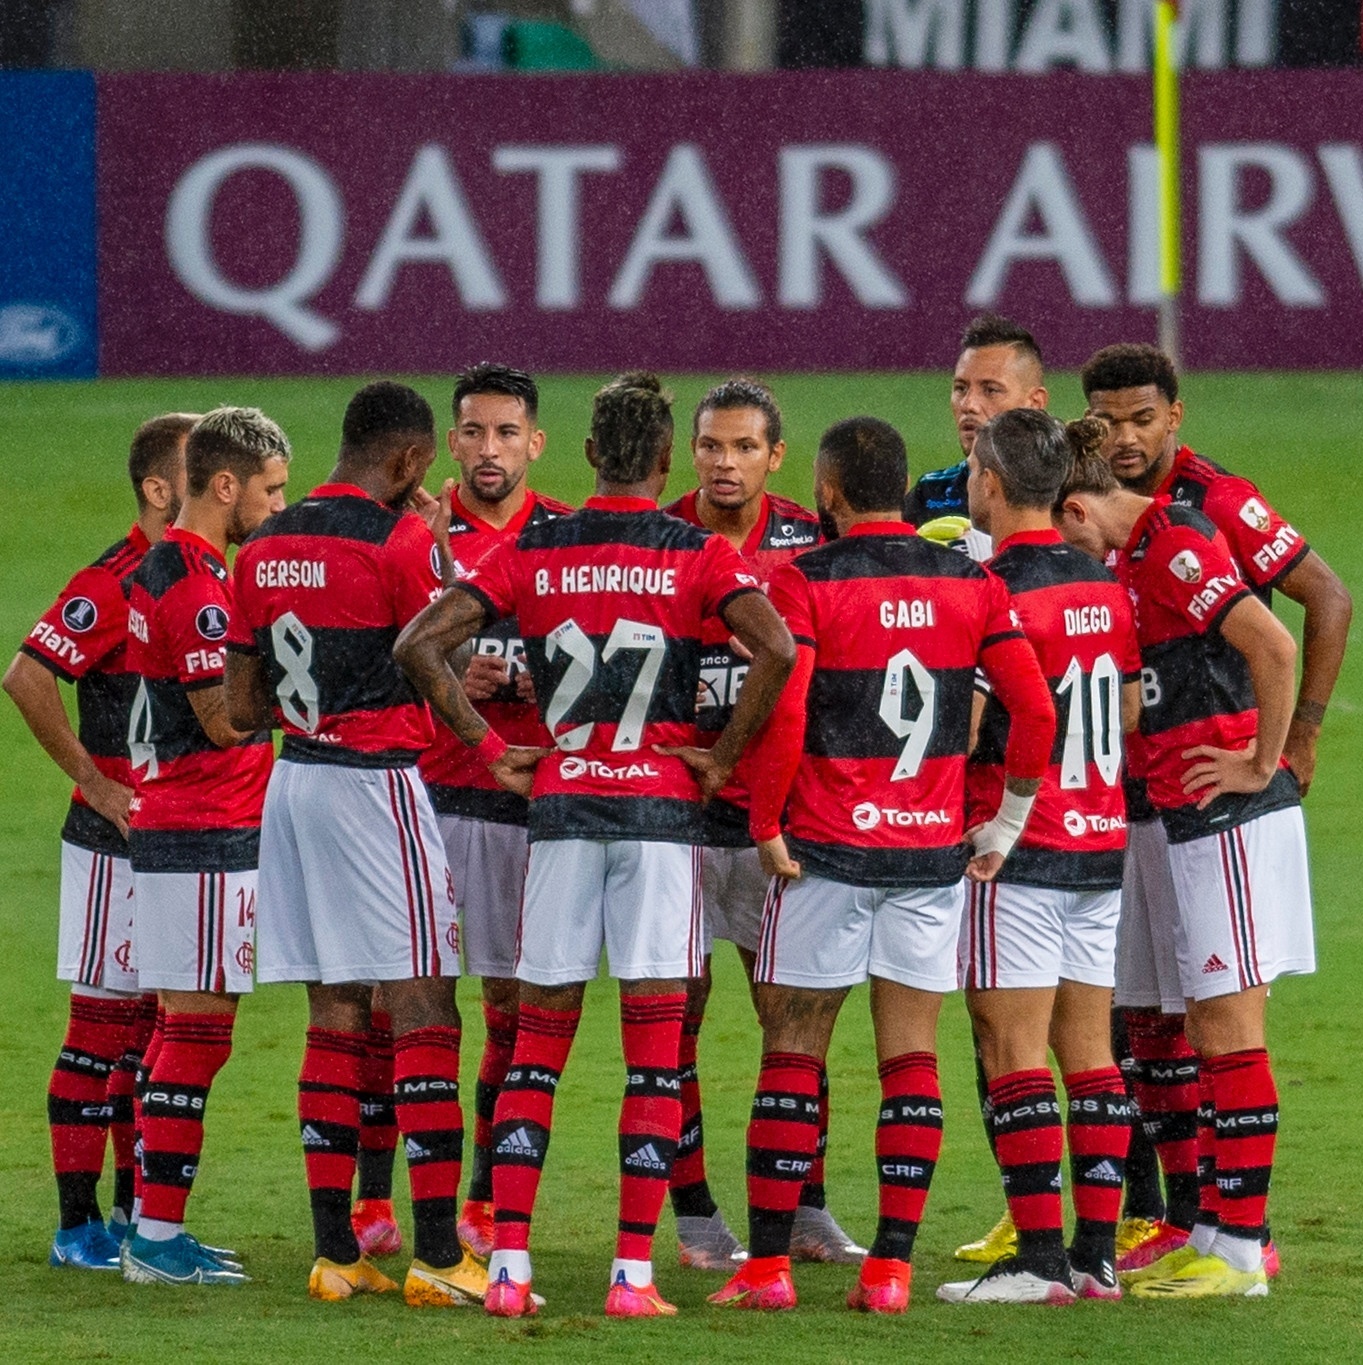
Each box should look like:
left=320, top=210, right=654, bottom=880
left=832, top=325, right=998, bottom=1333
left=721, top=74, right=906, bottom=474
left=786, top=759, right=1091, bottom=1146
left=301, top=1124, right=327, bottom=1148
left=623, top=1142, right=670, bottom=1174
left=496, top=1126, right=540, bottom=1159
left=405, top=1137, right=431, bottom=1161
left=1202, top=954, right=1230, bottom=974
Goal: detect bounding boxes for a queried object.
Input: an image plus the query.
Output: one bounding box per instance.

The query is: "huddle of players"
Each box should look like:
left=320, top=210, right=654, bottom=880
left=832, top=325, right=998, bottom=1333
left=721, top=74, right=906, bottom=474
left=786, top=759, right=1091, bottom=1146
left=6, top=317, right=1348, bottom=1317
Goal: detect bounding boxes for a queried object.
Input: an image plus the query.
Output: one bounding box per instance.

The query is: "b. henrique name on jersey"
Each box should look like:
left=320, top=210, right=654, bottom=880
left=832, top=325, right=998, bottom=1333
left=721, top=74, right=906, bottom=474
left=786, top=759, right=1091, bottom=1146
left=126, top=527, right=271, bottom=872
left=420, top=488, right=572, bottom=826
left=456, top=496, right=763, bottom=845
left=21, top=525, right=152, bottom=856
left=664, top=489, right=822, bottom=846
left=1119, top=497, right=1300, bottom=844
left=969, top=529, right=1141, bottom=890
left=228, top=484, right=445, bottom=768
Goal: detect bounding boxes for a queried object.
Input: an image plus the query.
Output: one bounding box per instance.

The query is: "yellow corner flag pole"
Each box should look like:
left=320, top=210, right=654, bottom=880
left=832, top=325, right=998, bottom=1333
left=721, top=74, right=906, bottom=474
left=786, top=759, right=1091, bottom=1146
left=1154, top=0, right=1182, bottom=367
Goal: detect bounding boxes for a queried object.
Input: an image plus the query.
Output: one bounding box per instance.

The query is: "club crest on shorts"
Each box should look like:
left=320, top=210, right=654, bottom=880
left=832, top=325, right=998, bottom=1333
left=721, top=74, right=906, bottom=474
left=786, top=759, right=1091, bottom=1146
left=1168, top=549, right=1202, bottom=584
left=61, top=596, right=98, bottom=632
left=195, top=604, right=229, bottom=640
left=1239, top=497, right=1270, bottom=533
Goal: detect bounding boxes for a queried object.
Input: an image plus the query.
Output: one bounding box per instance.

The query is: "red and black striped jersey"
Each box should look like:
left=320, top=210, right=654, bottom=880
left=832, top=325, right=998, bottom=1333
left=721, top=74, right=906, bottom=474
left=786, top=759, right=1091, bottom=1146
left=20, top=524, right=151, bottom=855
left=1157, top=446, right=1309, bottom=599
left=750, top=523, right=1055, bottom=888
left=1119, top=497, right=1299, bottom=843
left=420, top=487, right=573, bottom=825
left=664, top=488, right=823, bottom=846
left=228, top=483, right=444, bottom=767
left=126, top=528, right=272, bottom=857
left=968, top=530, right=1141, bottom=890
left=459, top=495, right=763, bottom=845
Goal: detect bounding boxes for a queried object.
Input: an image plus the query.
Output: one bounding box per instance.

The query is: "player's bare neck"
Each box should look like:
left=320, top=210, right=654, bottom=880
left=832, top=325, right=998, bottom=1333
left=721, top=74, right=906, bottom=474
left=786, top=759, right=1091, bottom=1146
left=695, top=489, right=764, bottom=552
left=596, top=476, right=661, bottom=503
left=174, top=502, right=228, bottom=558
left=138, top=507, right=174, bottom=546
left=461, top=481, right=528, bottom=531
left=839, top=509, right=902, bottom=537
left=1110, top=490, right=1153, bottom=549
left=990, top=506, right=1051, bottom=546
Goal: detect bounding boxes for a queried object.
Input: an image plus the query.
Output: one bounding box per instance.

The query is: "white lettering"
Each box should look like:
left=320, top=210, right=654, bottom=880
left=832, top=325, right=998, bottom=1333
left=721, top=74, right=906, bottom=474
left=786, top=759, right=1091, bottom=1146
left=165, top=143, right=344, bottom=350
left=967, top=143, right=1117, bottom=306
left=29, top=621, right=85, bottom=665
left=609, top=144, right=760, bottom=309
left=1198, top=144, right=1324, bottom=307
left=558, top=565, right=677, bottom=596
left=1319, top=144, right=1363, bottom=288
left=778, top=145, right=908, bottom=308
left=355, top=144, right=506, bottom=311
left=184, top=647, right=225, bottom=674
left=878, top=598, right=937, bottom=628
left=1063, top=604, right=1112, bottom=635
left=1014, top=0, right=1111, bottom=73
left=1127, top=143, right=1162, bottom=305
left=255, top=558, right=328, bottom=588
left=863, top=0, right=965, bottom=70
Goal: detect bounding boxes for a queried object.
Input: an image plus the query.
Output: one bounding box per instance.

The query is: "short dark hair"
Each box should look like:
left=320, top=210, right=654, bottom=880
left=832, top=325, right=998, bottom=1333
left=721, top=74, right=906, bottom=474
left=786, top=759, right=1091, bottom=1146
left=452, top=362, right=538, bottom=423
left=1081, top=343, right=1179, bottom=404
left=817, top=417, right=908, bottom=513
left=960, top=313, right=1043, bottom=369
left=974, top=409, right=1074, bottom=511
left=340, top=381, right=435, bottom=463
left=1055, top=417, right=1119, bottom=507
left=186, top=407, right=291, bottom=497
left=129, top=413, right=197, bottom=509
left=692, top=377, right=782, bottom=446
left=591, top=371, right=674, bottom=484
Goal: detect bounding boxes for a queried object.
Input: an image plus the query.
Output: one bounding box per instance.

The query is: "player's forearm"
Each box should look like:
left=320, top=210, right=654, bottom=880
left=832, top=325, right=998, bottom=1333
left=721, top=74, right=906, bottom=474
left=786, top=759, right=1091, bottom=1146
left=395, top=593, right=496, bottom=746
left=1246, top=644, right=1297, bottom=779
left=1294, top=570, right=1352, bottom=725
left=745, top=650, right=812, bottom=840
left=223, top=652, right=273, bottom=732
left=982, top=636, right=1055, bottom=782
left=707, top=641, right=795, bottom=777
left=188, top=684, right=259, bottom=748
left=2, top=654, right=101, bottom=788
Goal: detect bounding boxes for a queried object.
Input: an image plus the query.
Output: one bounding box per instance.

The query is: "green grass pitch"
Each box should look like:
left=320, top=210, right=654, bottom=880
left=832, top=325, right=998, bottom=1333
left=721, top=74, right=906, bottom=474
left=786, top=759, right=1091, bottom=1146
left=0, top=373, right=1359, bottom=1362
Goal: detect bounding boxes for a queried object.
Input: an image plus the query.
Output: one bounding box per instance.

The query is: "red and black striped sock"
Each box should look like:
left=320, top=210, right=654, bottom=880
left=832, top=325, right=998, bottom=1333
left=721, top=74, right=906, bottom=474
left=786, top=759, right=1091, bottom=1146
left=747, top=1052, right=822, bottom=1258
left=1205, top=1048, right=1277, bottom=1250
left=1194, top=1066, right=1220, bottom=1239
left=989, top=1068, right=1065, bottom=1263
left=870, top=1052, right=942, bottom=1262
left=393, top=1025, right=463, bottom=1267
left=1125, top=1009, right=1200, bottom=1230
left=300, top=1026, right=366, bottom=1262
left=131, top=1005, right=166, bottom=1215
left=1063, top=1066, right=1131, bottom=1264
left=491, top=1003, right=580, bottom=1253
left=468, top=1002, right=517, bottom=1204
left=1112, top=1007, right=1164, bottom=1221
left=49, top=993, right=129, bottom=1229
left=798, top=1064, right=831, bottom=1210
left=140, top=1013, right=234, bottom=1227
left=106, top=995, right=151, bottom=1222
left=668, top=1009, right=716, bottom=1219
left=356, top=1009, right=397, bottom=1202
left=617, top=993, right=685, bottom=1261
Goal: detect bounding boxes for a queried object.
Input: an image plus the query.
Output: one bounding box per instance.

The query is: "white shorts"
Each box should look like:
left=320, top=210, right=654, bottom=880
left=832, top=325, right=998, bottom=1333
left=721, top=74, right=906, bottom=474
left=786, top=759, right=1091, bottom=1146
left=516, top=839, right=703, bottom=986
left=257, top=761, right=459, bottom=985
left=754, top=874, right=963, bottom=993
left=960, top=881, right=1121, bottom=991
left=1166, top=806, right=1315, bottom=1003
left=58, top=842, right=139, bottom=993
left=701, top=845, right=768, bottom=955
left=133, top=867, right=256, bottom=994
left=437, top=814, right=527, bottom=979
left=1115, top=818, right=1187, bottom=1014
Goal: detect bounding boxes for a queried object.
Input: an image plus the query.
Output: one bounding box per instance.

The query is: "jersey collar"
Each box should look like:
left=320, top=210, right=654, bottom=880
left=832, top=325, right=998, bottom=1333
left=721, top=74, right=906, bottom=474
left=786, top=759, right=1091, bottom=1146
left=845, top=519, right=914, bottom=537
left=127, top=523, right=152, bottom=555
left=1124, top=494, right=1172, bottom=556
left=677, top=489, right=773, bottom=558
left=1153, top=445, right=1196, bottom=498
left=452, top=485, right=537, bottom=536
left=994, top=527, right=1062, bottom=553
left=164, top=524, right=226, bottom=567
left=585, top=495, right=657, bottom=512
left=310, top=481, right=375, bottom=501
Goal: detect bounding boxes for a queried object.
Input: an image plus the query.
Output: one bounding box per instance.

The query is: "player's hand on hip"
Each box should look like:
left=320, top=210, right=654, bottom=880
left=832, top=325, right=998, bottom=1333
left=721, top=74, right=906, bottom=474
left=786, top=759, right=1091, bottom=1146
left=963, top=822, right=1005, bottom=883
left=1181, top=740, right=1273, bottom=809
left=757, top=835, right=801, bottom=881
left=82, top=772, right=135, bottom=839
left=1281, top=722, right=1317, bottom=797
left=653, top=743, right=730, bottom=802
left=490, top=745, right=553, bottom=798
left=464, top=654, right=510, bottom=701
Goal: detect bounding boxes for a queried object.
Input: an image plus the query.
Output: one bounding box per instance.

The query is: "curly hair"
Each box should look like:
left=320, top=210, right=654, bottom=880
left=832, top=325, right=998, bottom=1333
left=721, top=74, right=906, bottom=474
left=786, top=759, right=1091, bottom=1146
left=591, top=371, right=674, bottom=484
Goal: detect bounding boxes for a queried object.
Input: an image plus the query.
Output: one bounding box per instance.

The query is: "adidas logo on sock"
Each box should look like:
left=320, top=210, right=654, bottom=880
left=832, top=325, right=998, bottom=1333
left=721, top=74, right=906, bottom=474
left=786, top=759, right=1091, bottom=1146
left=1202, top=954, right=1230, bottom=974
left=405, top=1137, right=431, bottom=1161
left=624, top=1142, right=670, bottom=1173
left=301, top=1124, right=327, bottom=1148
left=496, top=1126, right=539, bottom=1159
left=1084, top=1159, right=1122, bottom=1184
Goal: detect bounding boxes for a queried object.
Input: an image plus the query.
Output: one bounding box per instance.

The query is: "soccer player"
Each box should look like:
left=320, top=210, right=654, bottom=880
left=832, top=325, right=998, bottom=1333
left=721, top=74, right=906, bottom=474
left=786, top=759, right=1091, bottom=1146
left=225, top=382, right=496, bottom=1307
left=1081, top=344, right=1352, bottom=1273
left=5, top=414, right=193, bottom=1270
left=663, top=379, right=861, bottom=1269
left=394, top=372, right=795, bottom=1318
left=708, top=417, right=1056, bottom=1314
left=936, top=410, right=1141, bottom=1305
left=121, top=407, right=290, bottom=1286
left=416, top=362, right=572, bottom=1259
left=1055, top=437, right=1310, bottom=1298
